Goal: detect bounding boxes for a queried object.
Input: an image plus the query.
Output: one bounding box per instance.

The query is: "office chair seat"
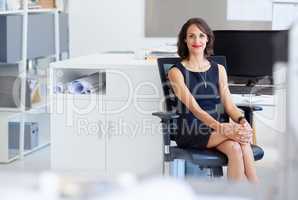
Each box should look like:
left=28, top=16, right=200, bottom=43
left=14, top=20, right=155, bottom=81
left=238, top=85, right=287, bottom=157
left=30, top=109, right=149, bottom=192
left=170, top=144, right=264, bottom=168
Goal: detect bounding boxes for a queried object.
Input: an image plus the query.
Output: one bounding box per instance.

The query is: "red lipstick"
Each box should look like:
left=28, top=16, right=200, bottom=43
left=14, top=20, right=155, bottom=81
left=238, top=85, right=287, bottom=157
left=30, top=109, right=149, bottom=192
left=192, top=44, right=202, bottom=48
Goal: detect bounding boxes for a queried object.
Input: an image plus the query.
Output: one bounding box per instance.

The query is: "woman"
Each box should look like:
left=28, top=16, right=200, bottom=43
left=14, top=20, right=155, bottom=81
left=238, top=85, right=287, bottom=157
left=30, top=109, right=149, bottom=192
left=168, top=18, right=259, bottom=183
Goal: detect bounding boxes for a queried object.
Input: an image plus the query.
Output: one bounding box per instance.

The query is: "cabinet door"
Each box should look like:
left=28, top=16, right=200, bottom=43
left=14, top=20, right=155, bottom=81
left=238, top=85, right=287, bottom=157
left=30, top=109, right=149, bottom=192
left=51, top=96, right=106, bottom=172
left=254, top=104, right=285, bottom=166
left=254, top=105, right=286, bottom=147
left=106, top=101, right=163, bottom=176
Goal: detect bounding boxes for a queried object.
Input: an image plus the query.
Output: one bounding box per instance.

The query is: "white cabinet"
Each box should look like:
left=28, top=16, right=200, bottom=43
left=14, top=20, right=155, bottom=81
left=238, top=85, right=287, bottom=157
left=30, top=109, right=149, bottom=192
left=254, top=105, right=283, bottom=146
left=104, top=67, right=162, bottom=101
left=50, top=54, right=163, bottom=175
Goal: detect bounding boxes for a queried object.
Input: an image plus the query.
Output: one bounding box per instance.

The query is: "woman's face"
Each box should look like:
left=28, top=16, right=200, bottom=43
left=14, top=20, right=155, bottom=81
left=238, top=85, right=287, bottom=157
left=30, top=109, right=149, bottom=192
left=185, top=24, right=208, bottom=56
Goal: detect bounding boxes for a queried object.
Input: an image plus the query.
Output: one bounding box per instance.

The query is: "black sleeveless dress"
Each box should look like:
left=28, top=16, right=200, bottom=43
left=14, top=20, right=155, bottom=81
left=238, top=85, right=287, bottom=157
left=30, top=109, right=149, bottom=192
left=170, top=59, right=221, bottom=149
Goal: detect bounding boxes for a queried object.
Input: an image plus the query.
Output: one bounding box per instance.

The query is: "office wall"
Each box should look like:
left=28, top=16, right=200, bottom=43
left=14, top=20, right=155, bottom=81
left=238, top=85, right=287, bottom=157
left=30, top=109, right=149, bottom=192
left=227, top=0, right=272, bottom=21
left=145, top=0, right=272, bottom=37
left=68, top=0, right=175, bottom=57
left=69, top=0, right=282, bottom=57
left=145, top=0, right=226, bottom=37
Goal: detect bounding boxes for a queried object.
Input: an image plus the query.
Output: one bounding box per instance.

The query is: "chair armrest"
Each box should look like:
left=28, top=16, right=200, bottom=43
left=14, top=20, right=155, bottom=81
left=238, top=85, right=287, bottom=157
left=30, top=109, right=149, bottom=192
left=152, top=112, right=180, bottom=121
left=236, top=105, right=262, bottom=125
left=152, top=111, right=180, bottom=157
left=237, top=105, right=263, bottom=112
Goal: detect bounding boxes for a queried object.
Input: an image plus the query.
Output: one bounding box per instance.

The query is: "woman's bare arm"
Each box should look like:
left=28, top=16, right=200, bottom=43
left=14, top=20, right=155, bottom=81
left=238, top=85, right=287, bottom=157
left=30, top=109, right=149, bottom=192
left=218, top=64, right=244, bottom=123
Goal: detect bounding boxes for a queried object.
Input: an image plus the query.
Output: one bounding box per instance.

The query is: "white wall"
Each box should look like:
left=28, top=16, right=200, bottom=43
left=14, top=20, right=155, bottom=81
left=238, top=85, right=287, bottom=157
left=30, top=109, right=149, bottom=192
left=68, top=0, right=294, bottom=57
left=272, top=2, right=298, bottom=30
left=227, top=0, right=272, bottom=21
left=68, top=0, right=175, bottom=57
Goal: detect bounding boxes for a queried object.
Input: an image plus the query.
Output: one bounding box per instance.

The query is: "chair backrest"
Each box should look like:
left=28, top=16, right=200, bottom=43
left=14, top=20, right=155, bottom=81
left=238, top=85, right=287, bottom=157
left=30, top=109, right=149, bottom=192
left=157, top=55, right=227, bottom=112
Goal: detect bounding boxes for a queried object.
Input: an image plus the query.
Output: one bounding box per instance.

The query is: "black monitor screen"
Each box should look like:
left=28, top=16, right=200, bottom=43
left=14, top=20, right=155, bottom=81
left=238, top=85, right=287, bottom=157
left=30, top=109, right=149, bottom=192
left=213, top=30, right=288, bottom=82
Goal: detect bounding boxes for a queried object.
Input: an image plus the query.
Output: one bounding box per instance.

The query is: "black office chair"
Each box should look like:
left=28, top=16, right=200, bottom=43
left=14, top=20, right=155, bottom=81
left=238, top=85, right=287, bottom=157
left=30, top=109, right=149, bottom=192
left=152, top=56, right=264, bottom=177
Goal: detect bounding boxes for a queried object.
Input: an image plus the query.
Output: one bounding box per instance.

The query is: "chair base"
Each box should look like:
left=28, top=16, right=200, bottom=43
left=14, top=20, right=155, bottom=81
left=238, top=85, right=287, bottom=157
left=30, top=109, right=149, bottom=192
left=210, top=167, right=224, bottom=177
left=168, top=159, right=224, bottom=178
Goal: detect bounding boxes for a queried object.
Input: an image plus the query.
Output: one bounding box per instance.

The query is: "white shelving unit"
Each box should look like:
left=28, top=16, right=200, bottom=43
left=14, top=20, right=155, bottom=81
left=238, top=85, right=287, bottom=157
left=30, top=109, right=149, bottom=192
left=0, top=0, right=68, bottom=163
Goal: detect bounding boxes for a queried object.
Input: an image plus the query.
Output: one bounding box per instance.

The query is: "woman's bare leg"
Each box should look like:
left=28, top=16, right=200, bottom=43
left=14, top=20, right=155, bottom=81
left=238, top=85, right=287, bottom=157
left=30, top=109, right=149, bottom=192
left=240, top=143, right=259, bottom=183
left=215, top=140, right=246, bottom=181
left=206, top=131, right=229, bottom=148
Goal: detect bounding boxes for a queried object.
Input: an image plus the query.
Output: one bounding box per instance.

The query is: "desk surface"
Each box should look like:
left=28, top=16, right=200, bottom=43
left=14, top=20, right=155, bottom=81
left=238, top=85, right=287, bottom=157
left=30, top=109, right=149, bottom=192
left=51, top=53, right=156, bottom=69
left=232, top=94, right=275, bottom=106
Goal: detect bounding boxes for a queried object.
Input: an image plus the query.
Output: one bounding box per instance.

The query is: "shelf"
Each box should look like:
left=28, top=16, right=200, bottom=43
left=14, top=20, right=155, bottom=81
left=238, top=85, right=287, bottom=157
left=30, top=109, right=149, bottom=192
left=0, top=61, right=21, bottom=65
left=54, top=93, right=103, bottom=100
left=0, top=103, right=49, bottom=114
left=23, top=142, right=50, bottom=156
left=28, top=8, right=59, bottom=13
left=0, top=154, right=19, bottom=163
left=26, top=104, right=49, bottom=114
left=0, top=8, right=63, bottom=15
left=6, top=142, right=50, bottom=163
left=0, top=10, right=24, bottom=15
left=272, top=0, right=298, bottom=3
left=0, top=108, right=23, bottom=112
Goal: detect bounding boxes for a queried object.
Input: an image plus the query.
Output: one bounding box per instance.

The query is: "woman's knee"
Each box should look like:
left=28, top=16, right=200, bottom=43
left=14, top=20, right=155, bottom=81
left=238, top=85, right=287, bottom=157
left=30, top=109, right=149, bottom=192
left=240, top=143, right=253, bottom=156
left=226, top=141, right=243, bottom=159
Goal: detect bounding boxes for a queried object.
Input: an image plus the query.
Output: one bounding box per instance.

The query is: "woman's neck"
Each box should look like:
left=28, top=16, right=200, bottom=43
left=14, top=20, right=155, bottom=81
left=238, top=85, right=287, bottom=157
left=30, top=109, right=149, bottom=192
left=184, top=54, right=209, bottom=70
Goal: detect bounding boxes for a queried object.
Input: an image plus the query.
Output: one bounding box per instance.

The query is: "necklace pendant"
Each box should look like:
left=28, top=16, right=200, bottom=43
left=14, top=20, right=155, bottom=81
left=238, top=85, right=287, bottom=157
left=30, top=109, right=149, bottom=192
left=204, top=81, right=207, bottom=88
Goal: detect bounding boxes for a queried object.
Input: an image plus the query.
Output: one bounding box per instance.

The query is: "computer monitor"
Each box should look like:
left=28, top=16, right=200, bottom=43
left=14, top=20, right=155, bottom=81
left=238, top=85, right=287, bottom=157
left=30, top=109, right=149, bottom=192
left=213, top=30, right=288, bottom=84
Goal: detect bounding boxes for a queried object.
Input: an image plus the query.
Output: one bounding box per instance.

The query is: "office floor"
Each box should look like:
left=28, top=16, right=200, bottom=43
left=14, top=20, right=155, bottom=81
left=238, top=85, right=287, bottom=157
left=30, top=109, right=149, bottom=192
left=0, top=114, right=281, bottom=179
left=0, top=144, right=279, bottom=181
left=0, top=146, right=50, bottom=172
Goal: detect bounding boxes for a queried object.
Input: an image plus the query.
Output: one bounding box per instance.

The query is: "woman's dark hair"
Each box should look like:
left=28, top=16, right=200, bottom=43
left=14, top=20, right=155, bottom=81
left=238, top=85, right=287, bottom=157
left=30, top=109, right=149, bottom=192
left=177, top=18, right=214, bottom=59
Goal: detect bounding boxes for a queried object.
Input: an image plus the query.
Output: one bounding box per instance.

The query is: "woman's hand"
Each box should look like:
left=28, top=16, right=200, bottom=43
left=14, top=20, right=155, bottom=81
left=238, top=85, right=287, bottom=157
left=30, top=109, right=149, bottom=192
left=219, top=123, right=235, bottom=136
left=239, top=119, right=253, bottom=143
left=240, top=118, right=253, bottom=132
left=230, top=127, right=253, bottom=144
left=220, top=122, right=252, bottom=144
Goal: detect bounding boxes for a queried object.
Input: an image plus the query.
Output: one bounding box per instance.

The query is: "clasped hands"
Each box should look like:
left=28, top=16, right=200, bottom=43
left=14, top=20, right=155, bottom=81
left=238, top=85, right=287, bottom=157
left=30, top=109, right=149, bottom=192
left=220, top=120, right=253, bottom=144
